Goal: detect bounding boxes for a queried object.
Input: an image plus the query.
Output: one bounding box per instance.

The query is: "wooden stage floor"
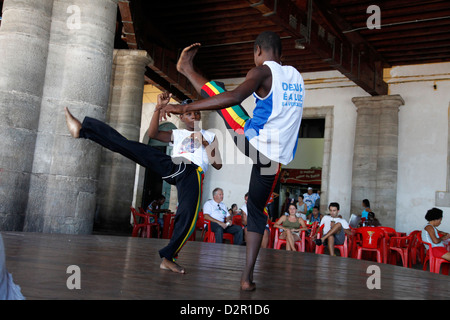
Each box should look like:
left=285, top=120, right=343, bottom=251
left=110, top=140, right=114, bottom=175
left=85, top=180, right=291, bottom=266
left=2, top=231, right=449, bottom=300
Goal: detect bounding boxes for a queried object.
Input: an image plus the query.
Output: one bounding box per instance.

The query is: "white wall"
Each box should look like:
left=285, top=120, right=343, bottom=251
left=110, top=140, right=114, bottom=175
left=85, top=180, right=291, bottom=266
left=302, top=71, right=368, bottom=219
left=201, top=73, right=368, bottom=216
left=285, top=138, right=324, bottom=170
left=387, top=62, right=450, bottom=233
left=139, top=62, right=450, bottom=234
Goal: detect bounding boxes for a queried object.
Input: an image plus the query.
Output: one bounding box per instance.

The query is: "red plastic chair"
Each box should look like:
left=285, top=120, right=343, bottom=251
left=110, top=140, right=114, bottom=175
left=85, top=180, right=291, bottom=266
left=267, top=220, right=275, bottom=249
left=139, top=207, right=160, bottom=238
left=409, top=230, right=425, bottom=265
left=274, top=228, right=305, bottom=252
left=131, top=207, right=159, bottom=238
left=354, top=227, right=385, bottom=263
left=232, top=215, right=243, bottom=227
left=417, top=232, right=450, bottom=274
left=305, top=222, right=319, bottom=253
left=201, top=217, right=234, bottom=244
left=315, top=225, right=349, bottom=257
left=185, top=211, right=209, bottom=242
left=378, top=226, right=401, bottom=263
left=388, top=233, right=414, bottom=267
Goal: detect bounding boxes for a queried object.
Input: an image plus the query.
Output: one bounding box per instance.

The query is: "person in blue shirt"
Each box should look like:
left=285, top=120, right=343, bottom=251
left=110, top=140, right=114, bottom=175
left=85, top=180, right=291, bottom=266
left=361, top=199, right=372, bottom=219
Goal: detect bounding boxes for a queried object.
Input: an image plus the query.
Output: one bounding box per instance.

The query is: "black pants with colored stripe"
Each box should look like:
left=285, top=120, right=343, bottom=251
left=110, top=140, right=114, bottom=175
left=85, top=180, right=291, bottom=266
left=80, top=117, right=203, bottom=261
left=201, top=81, right=280, bottom=235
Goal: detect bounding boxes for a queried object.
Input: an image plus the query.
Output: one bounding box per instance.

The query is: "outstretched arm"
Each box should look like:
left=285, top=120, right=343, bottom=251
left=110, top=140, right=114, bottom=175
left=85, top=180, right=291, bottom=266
left=148, top=92, right=173, bottom=143
left=158, top=66, right=270, bottom=121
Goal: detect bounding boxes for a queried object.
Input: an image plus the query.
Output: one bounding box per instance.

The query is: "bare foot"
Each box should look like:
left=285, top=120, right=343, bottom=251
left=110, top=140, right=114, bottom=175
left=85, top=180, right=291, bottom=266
left=240, top=280, right=256, bottom=291
left=176, top=43, right=201, bottom=76
left=64, top=107, right=82, bottom=138
left=160, top=258, right=186, bottom=274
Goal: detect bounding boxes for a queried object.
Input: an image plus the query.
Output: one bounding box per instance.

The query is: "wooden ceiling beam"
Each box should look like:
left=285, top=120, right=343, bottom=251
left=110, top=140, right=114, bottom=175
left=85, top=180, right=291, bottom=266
left=118, top=1, right=138, bottom=49
left=246, top=0, right=388, bottom=95
left=120, top=0, right=202, bottom=101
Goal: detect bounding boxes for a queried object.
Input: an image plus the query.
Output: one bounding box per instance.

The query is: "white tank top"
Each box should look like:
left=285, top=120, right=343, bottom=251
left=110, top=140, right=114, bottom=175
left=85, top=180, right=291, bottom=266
left=422, top=224, right=444, bottom=249
left=244, top=61, right=304, bottom=165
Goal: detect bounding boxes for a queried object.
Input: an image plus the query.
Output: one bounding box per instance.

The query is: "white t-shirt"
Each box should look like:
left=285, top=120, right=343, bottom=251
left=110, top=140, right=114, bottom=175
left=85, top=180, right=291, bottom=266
left=203, top=199, right=229, bottom=222
left=320, top=215, right=350, bottom=235
left=171, top=129, right=215, bottom=172
left=240, top=203, right=247, bottom=215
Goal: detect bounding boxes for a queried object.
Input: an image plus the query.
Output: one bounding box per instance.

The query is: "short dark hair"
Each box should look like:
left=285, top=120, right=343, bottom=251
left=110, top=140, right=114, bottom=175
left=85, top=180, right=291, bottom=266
left=254, top=31, right=282, bottom=56
left=425, top=207, right=443, bottom=221
left=329, top=202, right=340, bottom=210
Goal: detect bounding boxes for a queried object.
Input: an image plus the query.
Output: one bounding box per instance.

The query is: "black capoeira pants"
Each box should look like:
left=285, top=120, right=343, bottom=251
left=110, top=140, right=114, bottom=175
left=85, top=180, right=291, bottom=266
left=201, top=81, right=281, bottom=235
left=80, top=117, right=203, bottom=261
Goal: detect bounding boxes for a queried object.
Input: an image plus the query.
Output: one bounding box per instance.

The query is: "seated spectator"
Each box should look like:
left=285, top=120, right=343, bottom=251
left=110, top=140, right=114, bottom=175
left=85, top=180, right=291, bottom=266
left=228, top=203, right=239, bottom=217
left=296, top=195, right=307, bottom=220
left=314, top=202, right=351, bottom=256
left=358, top=211, right=381, bottom=227
left=274, top=203, right=308, bottom=251
left=147, top=194, right=168, bottom=234
left=422, top=207, right=450, bottom=261
left=203, top=188, right=243, bottom=245
left=361, top=199, right=372, bottom=220
left=309, top=206, right=322, bottom=223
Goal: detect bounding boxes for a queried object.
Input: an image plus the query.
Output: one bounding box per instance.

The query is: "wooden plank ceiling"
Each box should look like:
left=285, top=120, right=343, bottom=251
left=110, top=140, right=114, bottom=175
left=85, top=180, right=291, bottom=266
left=1, top=1, right=449, bottom=100
left=88, top=1, right=449, bottom=101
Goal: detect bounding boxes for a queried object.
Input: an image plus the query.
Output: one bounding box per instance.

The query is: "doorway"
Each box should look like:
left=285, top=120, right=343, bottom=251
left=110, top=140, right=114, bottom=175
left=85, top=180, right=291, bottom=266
left=278, top=118, right=325, bottom=216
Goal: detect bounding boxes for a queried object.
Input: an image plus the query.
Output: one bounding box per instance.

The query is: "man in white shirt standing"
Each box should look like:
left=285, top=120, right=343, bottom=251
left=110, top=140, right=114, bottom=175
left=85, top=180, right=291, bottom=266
left=203, top=188, right=243, bottom=245
left=315, top=202, right=351, bottom=256
left=303, top=187, right=320, bottom=215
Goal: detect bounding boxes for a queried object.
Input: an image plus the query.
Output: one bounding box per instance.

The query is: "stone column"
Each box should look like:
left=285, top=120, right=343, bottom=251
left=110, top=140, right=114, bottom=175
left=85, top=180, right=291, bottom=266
left=351, top=95, right=404, bottom=227
left=23, top=0, right=118, bottom=234
left=95, top=50, right=152, bottom=233
left=0, top=0, right=53, bottom=230
left=435, top=103, right=450, bottom=207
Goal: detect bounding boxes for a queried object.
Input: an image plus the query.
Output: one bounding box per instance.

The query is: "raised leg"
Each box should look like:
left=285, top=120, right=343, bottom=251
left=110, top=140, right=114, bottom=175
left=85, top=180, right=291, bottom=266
left=176, top=43, right=208, bottom=94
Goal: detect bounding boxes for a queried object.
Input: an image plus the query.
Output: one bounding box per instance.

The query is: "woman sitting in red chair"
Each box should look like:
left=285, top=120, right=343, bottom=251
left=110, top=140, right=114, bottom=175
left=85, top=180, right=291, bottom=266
left=274, top=203, right=308, bottom=251
left=422, top=207, right=450, bottom=261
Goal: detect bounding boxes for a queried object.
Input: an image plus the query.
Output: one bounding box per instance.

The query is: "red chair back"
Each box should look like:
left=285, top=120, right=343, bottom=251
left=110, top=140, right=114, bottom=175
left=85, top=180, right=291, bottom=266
left=131, top=206, right=148, bottom=224
left=232, top=215, right=243, bottom=227
left=356, top=227, right=384, bottom=249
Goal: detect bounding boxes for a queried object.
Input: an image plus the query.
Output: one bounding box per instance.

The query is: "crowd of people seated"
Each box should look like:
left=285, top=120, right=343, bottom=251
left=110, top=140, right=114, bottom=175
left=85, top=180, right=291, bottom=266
left=143, top=188, right=450, bottom=268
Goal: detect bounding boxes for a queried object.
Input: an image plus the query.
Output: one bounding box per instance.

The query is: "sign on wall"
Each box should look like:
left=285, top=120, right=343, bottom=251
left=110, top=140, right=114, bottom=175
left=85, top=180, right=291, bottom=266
left=280, top=169, right=322, bottom=185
